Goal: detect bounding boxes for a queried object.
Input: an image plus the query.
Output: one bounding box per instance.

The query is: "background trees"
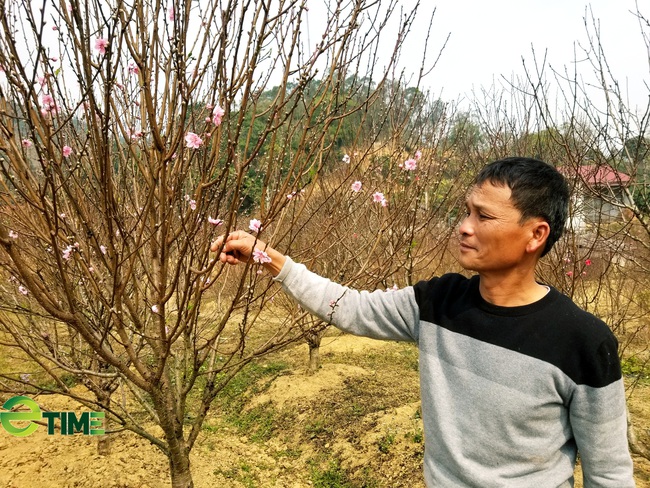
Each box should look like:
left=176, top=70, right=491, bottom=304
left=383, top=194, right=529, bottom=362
left=0, top=1, right=450, bottom=486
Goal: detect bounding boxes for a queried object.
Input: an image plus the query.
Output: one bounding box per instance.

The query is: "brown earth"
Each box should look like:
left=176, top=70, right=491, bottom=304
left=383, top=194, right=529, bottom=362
left=0, top=333, right=649, bottom=487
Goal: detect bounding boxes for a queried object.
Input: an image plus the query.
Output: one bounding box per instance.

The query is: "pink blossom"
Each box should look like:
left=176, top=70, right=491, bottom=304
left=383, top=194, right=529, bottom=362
left=249, top=219, right=262, bottom=233
left=342, top=154, right=350, bottom=164
left=8, top=230, right=18, bottom=239
left=62, top=145, right=73, bottom=157
left=566, top=271, right=573, bottom=277
left=252, top=249, right=272, bottom=264
left=42, top=93, right=54, bottom=107
left=59, top=213, right=66, bottom=219
left=414, top=150, right=422, bottom=160
left=49, top=57, right=58, bottom=62
left=329, top=300, right=337, bottom=308
left=22, top=139, right=32, bottom=148
left=403, top=158, right=417, bottom=171
left=94, top=37, right=109, bottom=55
left=185, top=132, right=203, bottom=149
left=151, top=304, right=159, bottom=313
left=18, top=285, right=28, bottom=296
left=128, top=128, right=143, bottom=141
left=212, top=106, right=225, bottom=126
left=52, top=25, right=59, bottom=31
left=351, top=181, right=362, bottom=192
left=100, top=245, right=107, bottom=255
left=208, top=217, right=223, bottom=226
left=372, top=192, right=387, bottom=207
left=128, top=62, right=139, bottom=75
left=62, top=245, right=73, bottom=260
left=584, top=259, right=592, bottom=266
left=168, top=6, right=175, bottom=21
left=40, top=92, right=57, bottom=115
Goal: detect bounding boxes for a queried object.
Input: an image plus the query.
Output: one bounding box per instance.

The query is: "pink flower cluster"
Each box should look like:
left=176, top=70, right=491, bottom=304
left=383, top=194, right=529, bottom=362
left=95, top=37, right=109, bottom=55
left=185, top=132, right=203, bottom=149
left=398, top=150, right=421, bottom=171
left=403, top=158, right=417, bottom=171
left=41, top=93, right=58, bottom=116
left=212, top=106, right=225, bottom=126
left=62, top=243, right=77, bottom=260
left=287, top=189, right=305, bottom=200
left=372, top=192, right=388, bottom=207
left=249, top=219, right=262, bottom=233
left=252, top=249, right=272, bottom=264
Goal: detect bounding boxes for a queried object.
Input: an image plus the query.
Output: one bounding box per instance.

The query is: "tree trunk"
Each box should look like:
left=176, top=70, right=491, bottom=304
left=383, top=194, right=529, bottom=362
left=308, top=342, right=320, bottom=375
left=168, top=441, right=194, bottom=488
left=96, top=388, right=112, bottom=456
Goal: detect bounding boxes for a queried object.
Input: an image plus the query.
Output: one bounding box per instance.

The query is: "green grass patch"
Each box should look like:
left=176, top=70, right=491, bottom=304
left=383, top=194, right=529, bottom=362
left=309, top=459, right=352, bottom=488
left=211, top=360, right=291, bottom=442
left=622, top=356, right=650, bottom=383
left=213, top=461, right=258, bottom=487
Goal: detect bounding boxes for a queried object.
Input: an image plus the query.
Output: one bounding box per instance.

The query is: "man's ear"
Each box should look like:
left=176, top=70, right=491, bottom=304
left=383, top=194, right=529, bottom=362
left=526, top=219, right=550, bottom=255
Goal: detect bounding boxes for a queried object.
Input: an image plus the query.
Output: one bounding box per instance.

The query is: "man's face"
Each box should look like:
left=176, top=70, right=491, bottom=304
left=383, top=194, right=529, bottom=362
left=458, top=181, right=538, bottom=273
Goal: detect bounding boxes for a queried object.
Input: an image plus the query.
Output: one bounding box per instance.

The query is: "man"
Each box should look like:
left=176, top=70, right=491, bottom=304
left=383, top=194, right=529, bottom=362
left=212, top=157, right=634, bottom=487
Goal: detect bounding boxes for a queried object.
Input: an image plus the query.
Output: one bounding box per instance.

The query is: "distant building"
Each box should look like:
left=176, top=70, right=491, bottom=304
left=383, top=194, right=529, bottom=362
left=568, top=164, right=633, bottom=230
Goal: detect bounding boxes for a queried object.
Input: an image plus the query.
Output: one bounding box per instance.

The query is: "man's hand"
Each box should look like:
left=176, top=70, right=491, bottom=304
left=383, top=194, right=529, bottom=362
left=211, top=230, right=286, bottom=276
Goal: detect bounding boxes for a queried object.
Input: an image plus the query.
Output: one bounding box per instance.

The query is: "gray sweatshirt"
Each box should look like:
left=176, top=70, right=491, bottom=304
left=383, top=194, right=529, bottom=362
left=274, top=257, right=635, bottom=487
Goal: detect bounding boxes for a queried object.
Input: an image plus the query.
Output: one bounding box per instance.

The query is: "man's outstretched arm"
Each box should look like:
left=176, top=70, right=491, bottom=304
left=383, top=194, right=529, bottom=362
left=211, top=231, right=286, bottom=276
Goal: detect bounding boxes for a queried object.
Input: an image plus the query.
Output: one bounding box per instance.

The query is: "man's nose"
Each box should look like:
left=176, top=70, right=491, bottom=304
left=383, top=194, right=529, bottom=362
left=458, top=216, right=473, bottom=236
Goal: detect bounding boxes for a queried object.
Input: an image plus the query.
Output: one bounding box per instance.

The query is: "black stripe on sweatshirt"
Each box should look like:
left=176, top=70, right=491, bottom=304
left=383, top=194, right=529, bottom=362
left=413, top=273, right=621, bottom=389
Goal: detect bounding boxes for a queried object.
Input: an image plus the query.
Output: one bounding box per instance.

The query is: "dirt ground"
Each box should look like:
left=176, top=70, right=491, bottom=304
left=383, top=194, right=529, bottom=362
left=0, top=333, right=649, bottom=487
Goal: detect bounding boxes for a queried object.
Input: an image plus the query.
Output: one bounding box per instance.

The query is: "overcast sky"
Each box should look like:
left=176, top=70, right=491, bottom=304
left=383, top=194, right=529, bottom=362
left=354, top=0, right=649, bottom=111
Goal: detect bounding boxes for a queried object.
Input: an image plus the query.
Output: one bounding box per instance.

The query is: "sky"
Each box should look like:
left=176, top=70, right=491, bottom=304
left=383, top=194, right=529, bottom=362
left=318, top=0, right=649, bottom=112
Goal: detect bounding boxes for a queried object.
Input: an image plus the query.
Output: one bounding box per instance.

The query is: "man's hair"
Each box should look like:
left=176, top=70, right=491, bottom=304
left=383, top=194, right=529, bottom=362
left=474, top=156, right=570, bottom=257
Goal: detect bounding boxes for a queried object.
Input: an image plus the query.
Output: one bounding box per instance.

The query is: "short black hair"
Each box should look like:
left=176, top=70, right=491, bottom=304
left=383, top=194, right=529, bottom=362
left=474, top=157, right=569, bottom=257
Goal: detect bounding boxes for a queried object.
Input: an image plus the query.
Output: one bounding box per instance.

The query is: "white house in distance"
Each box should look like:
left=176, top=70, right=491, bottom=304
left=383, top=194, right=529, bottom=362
left=568, top=164, right=634, bottom=231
